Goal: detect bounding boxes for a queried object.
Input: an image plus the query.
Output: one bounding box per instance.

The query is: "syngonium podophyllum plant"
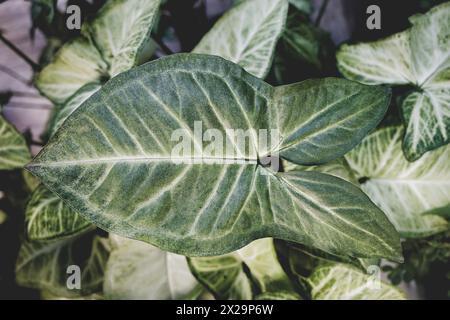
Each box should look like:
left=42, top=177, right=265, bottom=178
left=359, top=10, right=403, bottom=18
left=337, top=2, right=450, bottom=161
left=4, top=0, right=433, bottom=300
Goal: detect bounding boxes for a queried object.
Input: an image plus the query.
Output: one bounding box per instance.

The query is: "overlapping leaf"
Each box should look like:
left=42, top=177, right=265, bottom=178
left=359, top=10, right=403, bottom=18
left=337, top=3, right=450, bottom=161
left=345, top=126, right=449, bottom=237
left=307, top=263, right=405, bottom=300
left=0, top=114, right=31, bottom=170
left=103, top=235, right=201, bottom=300
left=16, top=233, right=110, bottom=297
left=27, top=54, right=400, bottom=260
left=189, top=238, right=298, bottom=299
left=26, top=184, right=93, bottom=241
left=193, top=0, right=288, bottom=78
left=35, top=0, right=161, bottom=104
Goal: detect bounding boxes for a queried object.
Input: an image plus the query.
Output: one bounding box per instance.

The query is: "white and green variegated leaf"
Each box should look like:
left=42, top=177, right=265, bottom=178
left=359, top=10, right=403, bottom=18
left=103, top=235, right=200, bottom=300
left=26, top=184, right=93, bottom=241
left=189, top=254, right=253, bottom=300
left=36, top=0, right=161, bottom=104
left=28, top=54, right=400, bottom=260
left=189, top=238, right=297, bottom=299
left=49, top=83, right=101, bottom=136
left=82, top=0, right=161, bottom=77
left=16, top=233, right=110, bottom=297
left=307, top=263, right=405, bottom=300
left=337, top=31, right=414, bottom=85
left=193, top=0, right=288, bottom=78
left=337, top=3, right=450, bottom=160
left=0, top=114, right=30, bottom=170
left=345, top=126, right=449, bottom=237
left=35, top=38, right=107, bottom=104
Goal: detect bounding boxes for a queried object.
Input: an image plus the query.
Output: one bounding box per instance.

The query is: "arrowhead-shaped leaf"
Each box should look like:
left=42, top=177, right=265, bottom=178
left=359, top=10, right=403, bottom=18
left=337, top=3, right=450, bottom=161
left=0, top=114, right=31, bottom=170
left=345, top=126, right=449, bottom=237
left=193, top=0, right=288, bottom=78
left=27, top=54, right=400, bottom=260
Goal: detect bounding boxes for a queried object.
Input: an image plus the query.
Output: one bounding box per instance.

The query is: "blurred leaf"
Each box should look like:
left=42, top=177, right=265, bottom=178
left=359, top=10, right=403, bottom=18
left=189, top=238, right=297, bottom=300
left=25, top=184, right=93, bottom=241
left=36, top=0, right=161, bottom=104
left=0, top=114, right=31, bottom=170
left=16, top=233, right=110, bottom=298
left=104, top=235, right=200, bottom=299
left=193, top=0, right=288, bottom=78
left=288, top=0, right=312, bottom=14
left=307, top=263, right=405, bottom=300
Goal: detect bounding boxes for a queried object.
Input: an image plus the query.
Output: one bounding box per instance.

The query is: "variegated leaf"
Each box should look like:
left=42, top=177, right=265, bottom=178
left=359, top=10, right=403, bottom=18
left=189, top=238, right=296, bottom=299
left=16, top=233, right=110, bottom=297
left=0, top=114, right=30, bottom=170
left=28, top=54, right=400, bottom=260
left=193, top=0, right=288, bottom=78
left=307, top=263, right=405, bottom=300
left=82, top=0, right=161, bottom=77
left=345, top=126, right=449, bottom=237
left=25, top=184, right=93, bottom=241
left=337, top=3, right=450, bottom=160
left=103, top=235, right=200, bottom=300
left=36, top=0, right=161, bottom=104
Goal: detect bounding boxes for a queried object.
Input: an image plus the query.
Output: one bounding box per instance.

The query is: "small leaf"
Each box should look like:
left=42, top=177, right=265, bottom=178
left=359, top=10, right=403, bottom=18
left=189, top=238, right=295, bottom=299
left=26, top=184, right=93, bottom=241
left=104, top=235, right=200, bottom=300
left=28, top=54, right=400, bottom=260
left=193, top=0, right=288, bottom=78
left=36, top=0, right=161, bottom=104
left=0, top=114, right=31, bottom=170
left=307, top=263, right=405, bottom=300
left=16, top=233, right=110, bottom=297
left=345, top=126, right=449, bottom=237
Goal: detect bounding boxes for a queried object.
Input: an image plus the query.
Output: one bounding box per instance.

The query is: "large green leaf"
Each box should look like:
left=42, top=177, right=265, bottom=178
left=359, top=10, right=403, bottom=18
left=189, top=238, right=298, bottom=299
left=0, top=114, right=31, bottom=170
left=345, top=126, right=449, bottom=237
left=27, top=54, right=400, bottom=260
left=307, top=263, right=405, bottom=300
left=35, top=0, right=161, bottom=104
left=103, top=235, right=200, bottom=299
left=337, top=3, right=450, bottom=161
left=16, top=233, right=110, bottom=297
left=26, top=184, right=93, bottom=241
left=193, top=0, right=288, bottom=78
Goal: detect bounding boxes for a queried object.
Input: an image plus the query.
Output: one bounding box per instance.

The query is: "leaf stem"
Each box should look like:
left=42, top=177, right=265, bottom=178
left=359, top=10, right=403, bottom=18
left=0, top=65, right=31, bottom=85
left=0, top=33, right=41, bottom=71
left=315, top=0, right=330, bottom=27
